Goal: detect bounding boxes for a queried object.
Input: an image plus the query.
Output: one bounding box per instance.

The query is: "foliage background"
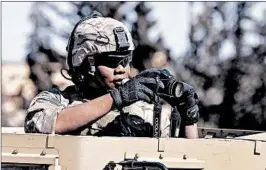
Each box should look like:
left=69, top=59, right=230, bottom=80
left=2, top=2, right=266, bottom=131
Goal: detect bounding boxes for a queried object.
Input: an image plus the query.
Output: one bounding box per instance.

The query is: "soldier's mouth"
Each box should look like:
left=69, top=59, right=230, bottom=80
left=114, top=78, right=128, bottom=88
left=115, top=81, right=122, bottom=84
left=114, top=81, right=123, bottom=88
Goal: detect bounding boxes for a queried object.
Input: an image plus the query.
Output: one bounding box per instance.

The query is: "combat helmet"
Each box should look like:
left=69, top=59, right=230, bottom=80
left=65, top=11, right=135, bottom=85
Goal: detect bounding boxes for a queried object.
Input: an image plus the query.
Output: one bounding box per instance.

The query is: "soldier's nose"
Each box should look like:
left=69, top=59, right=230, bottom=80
left=114, top=65, right=125, bottom=74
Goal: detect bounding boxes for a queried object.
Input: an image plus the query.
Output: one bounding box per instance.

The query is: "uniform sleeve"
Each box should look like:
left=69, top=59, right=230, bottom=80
left=24, top=89, right=66, bottom=134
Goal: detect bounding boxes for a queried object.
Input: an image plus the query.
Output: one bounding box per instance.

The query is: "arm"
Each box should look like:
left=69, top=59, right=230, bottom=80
left=58, top=75, right=164, bottom=134
left=184, top=123, right=199, bottom=139
left=25, top=75, right=162, bottom=134
left=55, top=93, right=113, bottom=134
left=24, top=90, right=114, bottom=134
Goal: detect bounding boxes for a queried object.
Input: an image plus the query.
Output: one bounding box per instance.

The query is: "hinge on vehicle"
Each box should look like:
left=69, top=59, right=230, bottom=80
left=46, top=135, right=56, bottom=148
left=254, top=141, right=262, bottom=155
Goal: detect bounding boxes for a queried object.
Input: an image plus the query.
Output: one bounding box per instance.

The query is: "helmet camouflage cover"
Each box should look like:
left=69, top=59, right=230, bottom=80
left=67, top=15, right=135, bottom=69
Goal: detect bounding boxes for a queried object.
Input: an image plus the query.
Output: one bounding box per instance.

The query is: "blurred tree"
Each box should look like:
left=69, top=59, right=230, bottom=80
left=178, top=2, right=266, bottom=130
left=23, top=2, right=266, bottom=130
left=26, top=2, right=171, bottom=92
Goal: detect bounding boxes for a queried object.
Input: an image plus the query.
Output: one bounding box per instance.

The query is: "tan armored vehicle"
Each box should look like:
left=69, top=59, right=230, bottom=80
left=2, top=126, right=266, bottom=170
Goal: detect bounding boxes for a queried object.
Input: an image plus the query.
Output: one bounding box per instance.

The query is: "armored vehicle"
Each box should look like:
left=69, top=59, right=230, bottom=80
left=2, top=126, right=266, bottom=170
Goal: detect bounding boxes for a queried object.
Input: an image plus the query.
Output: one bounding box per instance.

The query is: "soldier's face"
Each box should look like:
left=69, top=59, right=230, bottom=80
left=95, top=64, right=130, bottom=89
left=94, top=51, right=132, bottom=89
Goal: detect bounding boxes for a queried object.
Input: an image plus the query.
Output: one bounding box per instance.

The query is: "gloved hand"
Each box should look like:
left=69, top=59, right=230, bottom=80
left=136, top=69, right=183, bottom=99
left=131, top=69, right=176, bottom=96
left=140, top=68, right=200, bottom=125
left=109, top=74, right=164, bottom=109
left=176, top=89, right=200, bottom=125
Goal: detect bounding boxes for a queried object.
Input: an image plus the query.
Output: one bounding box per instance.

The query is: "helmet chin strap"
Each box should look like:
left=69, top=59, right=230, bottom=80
left=94, top=71, right=112, bottom=90
left=76, top=74, right=108, bottom=99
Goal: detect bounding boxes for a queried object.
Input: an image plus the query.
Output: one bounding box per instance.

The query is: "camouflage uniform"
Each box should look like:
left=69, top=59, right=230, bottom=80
left=24, top=14, right=177, bottom=137
left=24, top=86, right=172, bottom=137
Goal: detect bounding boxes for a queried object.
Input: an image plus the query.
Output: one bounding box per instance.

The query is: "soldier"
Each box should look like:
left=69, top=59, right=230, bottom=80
left=24, top=12, right=199, bottom=138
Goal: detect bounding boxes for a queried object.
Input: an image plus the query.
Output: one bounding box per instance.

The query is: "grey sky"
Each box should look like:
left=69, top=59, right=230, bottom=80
left=2, top=2, right=266, bottom=63
left=2, top=2, right=190, bottom=63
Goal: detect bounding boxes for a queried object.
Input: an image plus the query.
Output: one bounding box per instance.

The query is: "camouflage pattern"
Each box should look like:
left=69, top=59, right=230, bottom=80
left=69, top=17, right=135, bottom=67
left=24, top=86, right=172, bottom=137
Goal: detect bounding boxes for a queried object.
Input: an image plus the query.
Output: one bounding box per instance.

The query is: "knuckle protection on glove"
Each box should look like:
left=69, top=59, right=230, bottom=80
left=184, top=104, right=200, bottom=125
left=177, top=90, right=200, bottom=125
left=109, top=76, right=159, bottom=109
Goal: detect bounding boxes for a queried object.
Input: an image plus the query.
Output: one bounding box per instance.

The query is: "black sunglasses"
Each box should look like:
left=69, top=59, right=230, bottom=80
left=94, top=52, right=132, bottom=68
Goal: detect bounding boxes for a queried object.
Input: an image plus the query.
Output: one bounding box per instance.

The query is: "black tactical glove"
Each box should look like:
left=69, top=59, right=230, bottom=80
left=158, top=69, right=200, bottom=125
left=139, top=68, right=200, bottom=125
left=175, top=88, right=200, bottom=125
left=127, top=69, right=177, bottom=97
left=109, top=73, right=164, bottom=109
